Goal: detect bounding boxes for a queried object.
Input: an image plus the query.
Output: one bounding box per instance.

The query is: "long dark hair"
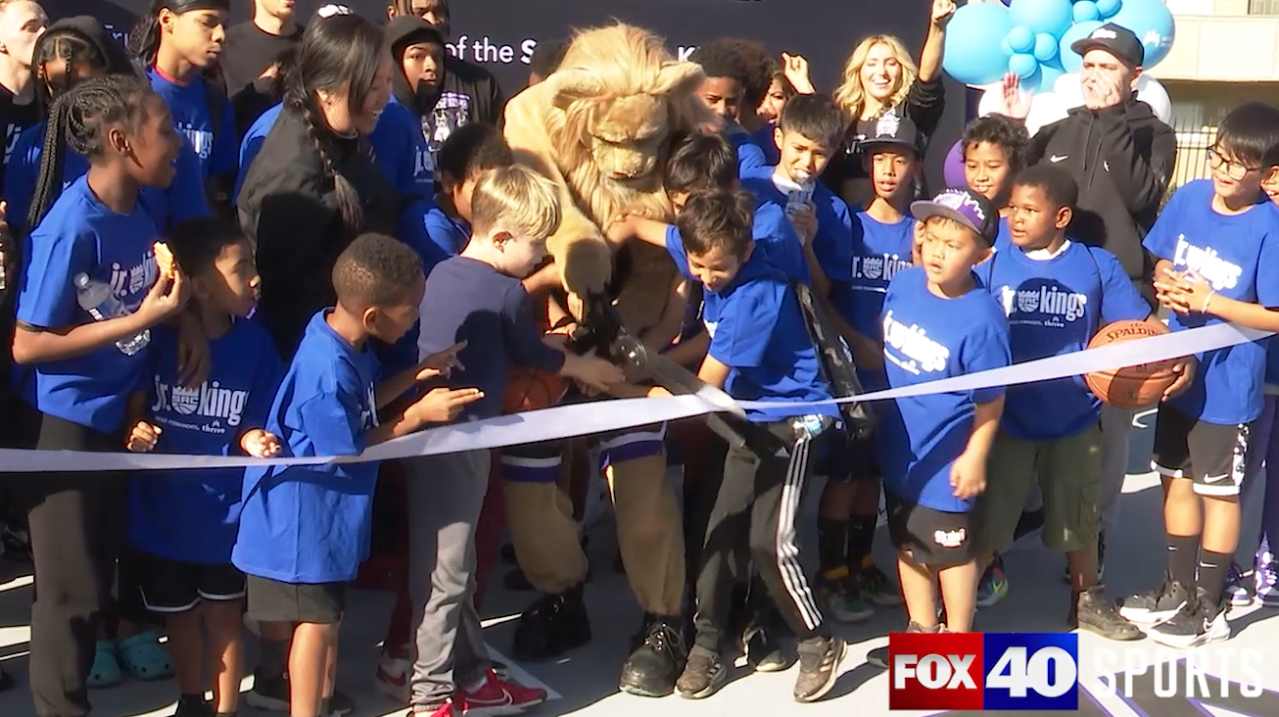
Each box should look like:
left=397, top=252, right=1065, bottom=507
left=282, top=14, right=384, bottom=230
left=129, top=0, right=231, bottom=66
left=28, top=76, right=157, bottom=231
left=31, top=28, right=108, bottom=115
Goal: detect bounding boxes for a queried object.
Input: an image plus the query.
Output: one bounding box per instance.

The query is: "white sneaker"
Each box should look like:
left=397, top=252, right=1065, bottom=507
left=374, top=654, right=411, bottom=705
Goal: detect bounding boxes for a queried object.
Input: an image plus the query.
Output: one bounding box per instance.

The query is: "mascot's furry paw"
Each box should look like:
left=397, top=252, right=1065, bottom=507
left=560, top=237, right=614, bottom=297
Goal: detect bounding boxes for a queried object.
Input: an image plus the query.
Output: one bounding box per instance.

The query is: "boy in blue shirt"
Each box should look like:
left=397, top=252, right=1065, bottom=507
left=962, top=114, right=1028, bottom=245
left=974, top=165, right=1182, bottom=641
left=232, top=234, right=469, bottom=717
left=1122, top=103, right=1279, bottom=648
left=689, top=41, right=768, bottom=176
left=124, top=217, right=284, bottom=717
left=866, top=188, right=1011, bottom=669
left=631, top=188, right=844, bottom=703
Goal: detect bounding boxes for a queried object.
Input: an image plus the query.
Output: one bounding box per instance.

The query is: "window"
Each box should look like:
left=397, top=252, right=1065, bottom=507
left=1251, top=0, right=1279, bottom=15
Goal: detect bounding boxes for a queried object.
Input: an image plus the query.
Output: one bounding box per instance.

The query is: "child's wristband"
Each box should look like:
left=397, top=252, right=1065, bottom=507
left=1202, top=290, right=1216, bottom=314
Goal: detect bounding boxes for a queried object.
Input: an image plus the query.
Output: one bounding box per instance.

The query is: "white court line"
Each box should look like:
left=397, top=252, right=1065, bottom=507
left=0, top=575, right=32, bottom=593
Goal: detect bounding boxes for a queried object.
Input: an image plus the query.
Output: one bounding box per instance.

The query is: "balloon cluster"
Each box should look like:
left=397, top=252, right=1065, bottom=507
left=945, top=0, right=1174, bottom=93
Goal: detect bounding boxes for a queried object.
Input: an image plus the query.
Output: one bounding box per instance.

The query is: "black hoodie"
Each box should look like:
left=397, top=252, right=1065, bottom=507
left=1026, top=97, right=1176, bottom=295
left=384, top=16, right=505, bottom=140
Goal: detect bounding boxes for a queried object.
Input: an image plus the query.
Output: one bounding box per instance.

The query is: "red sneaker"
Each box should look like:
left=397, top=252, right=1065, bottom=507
left=457, top=671, right=547, bottom=716
left=410, top=702, right=455, bottom=717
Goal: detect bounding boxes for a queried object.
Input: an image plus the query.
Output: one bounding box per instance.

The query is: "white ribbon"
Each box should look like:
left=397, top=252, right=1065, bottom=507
left=0, top=322, right=1267, bottom=473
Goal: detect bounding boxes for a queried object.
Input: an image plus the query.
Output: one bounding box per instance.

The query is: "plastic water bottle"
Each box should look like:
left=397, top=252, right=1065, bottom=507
left=73, top=273, right=150, bottom=356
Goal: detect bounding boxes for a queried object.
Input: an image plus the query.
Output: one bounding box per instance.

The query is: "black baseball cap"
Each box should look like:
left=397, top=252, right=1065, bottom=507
left=910, top=188, right=1000, bottom=246
left=858, top=110, right=921, bottom=155
left=1070, top=23, right=1144, bottom=67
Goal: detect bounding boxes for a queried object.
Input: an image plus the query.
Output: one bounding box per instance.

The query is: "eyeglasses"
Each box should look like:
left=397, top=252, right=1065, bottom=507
left=1207, top=147, right=1261, bottom=181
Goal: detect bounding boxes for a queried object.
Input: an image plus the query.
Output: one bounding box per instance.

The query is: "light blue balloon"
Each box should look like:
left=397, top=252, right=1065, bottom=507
left=1006, top=26, right=1035, bottom=54
left=1095, top=0, right=1122, bottom=19
left=1033, top=33, right=1059, bottom=62
left=1073, top=1, right=1101, bottom=22
left=1058, top=19, right=1103, bottom=74
left=943, top=2, right=1016, bottom=86
left=1010, top=0, right=1074, bottom=40
left=1109, top=0, right=1176, bottom=68
left=1037, top=57, right=1066, bottom=94
left=1009, top=52, right=1039, bottom=79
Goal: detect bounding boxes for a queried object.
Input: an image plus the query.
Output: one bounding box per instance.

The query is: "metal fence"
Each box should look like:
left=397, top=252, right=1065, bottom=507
left=1168, top=117, right=1216, bottom=193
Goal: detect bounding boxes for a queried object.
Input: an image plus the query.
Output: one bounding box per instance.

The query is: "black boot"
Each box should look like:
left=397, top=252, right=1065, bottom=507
left=512, top=584, right=591, bottom=661
left=619, top=613, right=687, bottom=698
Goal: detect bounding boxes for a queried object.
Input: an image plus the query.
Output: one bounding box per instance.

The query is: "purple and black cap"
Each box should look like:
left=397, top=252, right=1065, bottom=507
left=910, top=187, right=1000, bottom=246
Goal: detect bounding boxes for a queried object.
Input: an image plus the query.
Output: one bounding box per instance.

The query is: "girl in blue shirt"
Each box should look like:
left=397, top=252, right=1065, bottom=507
left=129, top=0, right=239, bottom=213
left=10, top=74, right=189, bottom=717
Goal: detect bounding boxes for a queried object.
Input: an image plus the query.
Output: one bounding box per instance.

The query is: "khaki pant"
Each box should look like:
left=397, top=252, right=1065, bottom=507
left=504, top=452, right=685, bottom=615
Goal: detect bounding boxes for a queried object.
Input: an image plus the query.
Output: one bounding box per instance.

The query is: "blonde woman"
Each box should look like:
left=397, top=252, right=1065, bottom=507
left=823, top=0, right=955, bottom=208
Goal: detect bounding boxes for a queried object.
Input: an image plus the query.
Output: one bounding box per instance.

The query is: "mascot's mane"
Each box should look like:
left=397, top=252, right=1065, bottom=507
left=546, top=23, right=715, bottom=224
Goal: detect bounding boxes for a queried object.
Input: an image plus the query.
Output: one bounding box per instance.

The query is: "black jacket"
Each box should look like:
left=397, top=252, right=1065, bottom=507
left=385, top=17, right=506, bottom=130
left=238, top=107, right=403, bottom=358
left=1027, top=97, right=1176, bottom=288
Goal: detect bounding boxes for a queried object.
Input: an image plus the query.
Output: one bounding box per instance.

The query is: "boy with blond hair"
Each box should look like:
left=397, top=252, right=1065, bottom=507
left=408, top=165, right=624, bottom=717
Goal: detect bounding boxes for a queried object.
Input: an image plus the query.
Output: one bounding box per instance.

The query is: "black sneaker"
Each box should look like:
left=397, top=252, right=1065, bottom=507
left=244, top=673, right=353, bottom=715
left=1117, top=570, right=1189, bottom=626
left=1073, top=587, right=1143, bottom=641
left=675, top=648, right=727, bottom=700
left=1149, top=587, right=1230, bottom=649
left=744, top=622, right=789, bottom=672
left=619, top=614, right=686, bottom=698
left=867, top=621, right=940, bottom=669
left=512, top=584, right=592, bottom=662
left=793, top=635, right=846, bottom=703
left=173, top=695, right=212, bottom=717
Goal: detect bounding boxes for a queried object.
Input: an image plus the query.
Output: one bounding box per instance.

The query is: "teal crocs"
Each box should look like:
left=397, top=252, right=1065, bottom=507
left=117, top=631, right=173, bottom=681
left=86, top=640, right=123, bottom=689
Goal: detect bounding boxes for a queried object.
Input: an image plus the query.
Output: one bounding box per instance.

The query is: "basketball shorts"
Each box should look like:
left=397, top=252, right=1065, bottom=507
left=1152, top=403, right=1251, bottom=497
left=886, top=491, right=976, bottom=567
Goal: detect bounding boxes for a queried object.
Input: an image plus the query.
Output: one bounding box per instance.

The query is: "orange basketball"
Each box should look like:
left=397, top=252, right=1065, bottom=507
left=503, top=367, right=568, bottom=414
left=1084, top=320, right=1178, bottom=409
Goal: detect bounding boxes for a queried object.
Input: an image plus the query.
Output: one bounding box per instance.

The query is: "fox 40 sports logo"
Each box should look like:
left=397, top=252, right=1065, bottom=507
left=889, top=632, right=1078, bottom=711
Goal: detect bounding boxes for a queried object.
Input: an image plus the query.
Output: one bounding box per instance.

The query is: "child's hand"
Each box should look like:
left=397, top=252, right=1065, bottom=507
left=1163, top=356, right=1197, bottom=401
left=790, top=203, right=818, bottom=245
left=781, top=53, right=815, bottom=94
left=931, top=0, right=957, bottom=26
left=574, top=356, right=627, bottom=393
left=127, top=421, right=162, bottom=452
left=413, top=386, right=485, bottom=423
left=950, top=451, right=987, bottom=500
left=417, top=341, right=467, bottom=381
left=646, top=386, right=673, bottom=399
left=139, top=269, right=191, bottom=325
left=542, top=333, right=571, bottom=352
left=605, top=215, right=639, bottom=245
left=998, top=72, right=1033, bottom=121
left=1153, top=269, right=1212, bottom=316
left=241, top=429, right=282, bottom=458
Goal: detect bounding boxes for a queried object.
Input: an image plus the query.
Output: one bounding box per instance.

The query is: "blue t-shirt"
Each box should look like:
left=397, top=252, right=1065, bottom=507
left=14, top=176, right=161, bottom=434
left=233, top=102, right=429, bottom=205
left=664, top=227, right=837, bottom=423
left=232, top=311, right=383, bottom=584
left=417, top=256, right=567, bottom=420
left=878, top=267, right=1011, bottom=513
left=978, top=240, right=1150, bottom=441
left=147, top=67, right=237, bottom=180
left=127, top=321, right=283, bottom=564
left=744, top=170, right=851, bottom=287
left=752, top=123, right=780, bottom=166
left=4, top=122, right=210, bottom=236
left=1267, top=338, right=1279, bottom=388
left=727, top=123, right=768, bottom=177
left=421, top=201, right=471, bottom=257
left=1142, top=179, right=1279, bottom=425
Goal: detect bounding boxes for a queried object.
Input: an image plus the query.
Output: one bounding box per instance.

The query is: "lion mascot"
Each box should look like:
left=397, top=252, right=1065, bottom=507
left=497, top=23, right=714, bottom=697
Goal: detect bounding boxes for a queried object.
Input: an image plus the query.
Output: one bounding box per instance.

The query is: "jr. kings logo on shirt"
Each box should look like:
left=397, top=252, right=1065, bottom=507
left=109, top=250, right=159, bottom=308
left=177, top=123, right=214, bottom=162
left=152, top=379, right=250, bottom=433
left=882, top=309, right=950, bottom=375
left=1173, top=234, right=1243, bottom=292
left=998, top=284, right=1088, bottom=325
left=852, top=252, right=912, bottom=288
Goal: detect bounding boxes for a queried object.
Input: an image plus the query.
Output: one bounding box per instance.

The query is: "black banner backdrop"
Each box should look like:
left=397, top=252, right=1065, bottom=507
left=39, top=0, right=965, bottom=187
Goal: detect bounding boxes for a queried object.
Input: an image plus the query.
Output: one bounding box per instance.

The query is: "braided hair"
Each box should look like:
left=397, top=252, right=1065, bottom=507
left=27, top=75, right=156, bottom=231
left=31, top=27, right=107, bottom=116
left=281, top=14, right=384, bottom=231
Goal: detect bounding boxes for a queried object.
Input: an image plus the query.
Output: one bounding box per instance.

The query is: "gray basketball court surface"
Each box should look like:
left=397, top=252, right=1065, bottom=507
left=3, top=409, right=1278, bottom=717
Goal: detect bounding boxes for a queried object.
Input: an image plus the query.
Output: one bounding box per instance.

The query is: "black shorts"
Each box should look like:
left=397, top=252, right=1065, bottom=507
left=136, top=551, right=245, bottom=613
left=1152, top=403, right=1251, bottom=497
left=819, top=430, right=882, bottom=484
left=245, top=575, right=346, bottom=624
left=886, top=491, right=976, bottom=566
